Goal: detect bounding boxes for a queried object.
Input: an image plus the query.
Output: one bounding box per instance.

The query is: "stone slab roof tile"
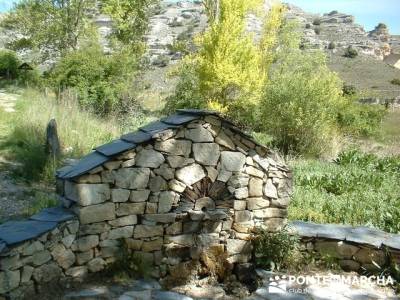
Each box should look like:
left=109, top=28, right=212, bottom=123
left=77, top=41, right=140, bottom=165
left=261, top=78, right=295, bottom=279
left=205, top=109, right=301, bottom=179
left=29, top=207, right=75, bottom=223
left=0, top=220, right=58, bottom=246
left=57, top=109, right=273, bottom=180
left=95, top=139, right=136, bottom=156
left=59, top=151, right=109, bottom=179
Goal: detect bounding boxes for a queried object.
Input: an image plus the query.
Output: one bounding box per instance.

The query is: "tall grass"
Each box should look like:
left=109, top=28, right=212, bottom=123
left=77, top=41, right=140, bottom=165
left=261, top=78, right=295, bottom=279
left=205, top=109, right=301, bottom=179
left=0, top=89, right=153, bottom=183
left=289, top=150, right=400, bottom=233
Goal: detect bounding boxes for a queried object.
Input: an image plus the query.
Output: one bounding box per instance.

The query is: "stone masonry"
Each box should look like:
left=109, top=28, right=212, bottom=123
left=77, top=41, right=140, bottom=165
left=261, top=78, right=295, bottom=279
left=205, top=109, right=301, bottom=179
left=0, top=110, right=292, bottom=298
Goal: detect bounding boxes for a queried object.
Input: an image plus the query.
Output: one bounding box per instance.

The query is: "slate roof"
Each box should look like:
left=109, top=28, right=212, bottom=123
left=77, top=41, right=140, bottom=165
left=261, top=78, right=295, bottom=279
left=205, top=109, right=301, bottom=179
left=56, top=109, right=268, bottom=180
left=291, top=221, right=400, bottom=250
left=0, top=207, right=75, bottom=253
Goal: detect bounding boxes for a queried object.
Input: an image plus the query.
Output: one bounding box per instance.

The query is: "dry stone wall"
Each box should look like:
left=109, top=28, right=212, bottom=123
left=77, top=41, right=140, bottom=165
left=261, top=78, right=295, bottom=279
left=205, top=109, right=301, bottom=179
left=0, top=112, right=293, bottom=298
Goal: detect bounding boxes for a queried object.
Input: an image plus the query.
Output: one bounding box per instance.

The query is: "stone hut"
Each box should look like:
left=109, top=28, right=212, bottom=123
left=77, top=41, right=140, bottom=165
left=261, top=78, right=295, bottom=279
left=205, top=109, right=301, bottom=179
left=0, top=110, right=292, bottom=297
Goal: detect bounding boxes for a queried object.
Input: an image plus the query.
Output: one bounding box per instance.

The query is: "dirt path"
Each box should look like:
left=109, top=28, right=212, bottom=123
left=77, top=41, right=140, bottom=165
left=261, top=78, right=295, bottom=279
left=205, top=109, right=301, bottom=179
left=0, top=89, right=19, bottom=113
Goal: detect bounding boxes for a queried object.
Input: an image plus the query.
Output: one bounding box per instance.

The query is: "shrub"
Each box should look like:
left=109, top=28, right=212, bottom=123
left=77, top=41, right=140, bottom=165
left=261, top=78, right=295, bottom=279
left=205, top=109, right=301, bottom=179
left=305, top=23, right=311, bottom=29
left=342, top=84, right=357, bottom=96
left=390, top=78, right=400, bottom=86
left=260, top=50, right=345, bottom=156
left=328, top=41, right=336, bottom=50
left=314, top=27, right=321, bottom=35
left=312, top=18, right=321, bottom=26
left=328, top=10, right=338, bottom=16
left=50, top=44, right=139, bottom=115
left=344, top=46, right=358, bottom=58
left=0, top=49, right=19, bottom=79
left=289, top=152, right=400, bottom=233
left=254, top=225, right=300, bottom=271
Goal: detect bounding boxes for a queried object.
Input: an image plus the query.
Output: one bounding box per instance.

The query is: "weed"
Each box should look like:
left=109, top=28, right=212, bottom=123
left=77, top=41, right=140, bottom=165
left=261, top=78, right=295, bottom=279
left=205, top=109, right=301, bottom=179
left=24, top=191, right=59, bottom=216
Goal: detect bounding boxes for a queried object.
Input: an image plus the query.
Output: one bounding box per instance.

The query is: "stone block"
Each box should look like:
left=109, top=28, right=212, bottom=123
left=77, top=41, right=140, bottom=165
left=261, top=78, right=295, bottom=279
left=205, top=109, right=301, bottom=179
left=194, top=197, right=215, bottom=211
left=253, top=208, right=287, bottom=219
left=0, top=270, right=20, bottom=293
left=111, top=188, right=130, bottom=203
left=149, top=176, right=168, bottom=192
left=76, top=235, right=99, bottom=252
left=165, top=234, right=194, bottom=246
left=134, top=225, right=164, bottom=238
left=176, top=164, right=206, bottom=186
left=233, top=200, right=247, bottom=210
left=108, top=226, right=134, bottom=239
left=245, top=166, right=263, bottom=178
left=142, top=238, right=164, bottom=252
left=114, top=168, right=150, bottom=189
left=144, top=213, right=176, bottom=223
left=32, top=250, right=51, bottom=266
left=263, top=179, right=278, bottom=199
left=248, top=178, right=263, bottom=197
left=155, top=139, right=192, bottom=157
left=154, top=164, right=175, bottom=180
left=129, top=190, right=151, bottom=202
left=169, top=179, right=186, bottom=193
left=192, top=143, right=220, bottom=166
left=215, top=131, right=235, bottom=150
left=22, top=241, right=44, bottom=256
left=87, top=258, right=106, bottom=273
left=234, top=187, right=248, bottom=199
left=109, top=215, right=137, bottom=227
left=247, top=198, right=270, bottom=210
left=135, top=149, right=165, bottom=168
left=116, top=203, right=146, bottom=216
left=51, top=244, right=75, bottom=269
left=185, top=126, right=214, bottom=142
left=33, top=263, right=61, bottom=283
left=76, top=250, right=93, bottom=265
left=226, top=239, right=252, bottom=255
left=220, top=152, right=246, bottom=172
left=234, top=210, right=253, bottom=223
left=78, top=202, right=115, bottom=224
left=158, top=191, right=176, bottom=213
left=166, top=222, right=183, bottom=235
left=65, top=182, right=110, bottom=206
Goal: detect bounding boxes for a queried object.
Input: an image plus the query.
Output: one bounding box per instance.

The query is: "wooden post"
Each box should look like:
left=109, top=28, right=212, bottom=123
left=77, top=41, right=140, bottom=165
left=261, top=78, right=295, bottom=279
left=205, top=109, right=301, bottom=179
left=46, top=118, right=61, bottom=160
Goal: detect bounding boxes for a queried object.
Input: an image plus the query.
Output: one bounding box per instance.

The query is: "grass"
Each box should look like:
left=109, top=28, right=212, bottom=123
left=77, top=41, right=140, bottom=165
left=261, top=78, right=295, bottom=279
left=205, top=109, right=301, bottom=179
left=0, top=88, right=154, bottom=184
left=376, top=109, right=400, bottom=146
left=288, top=150, right=400, bottom=233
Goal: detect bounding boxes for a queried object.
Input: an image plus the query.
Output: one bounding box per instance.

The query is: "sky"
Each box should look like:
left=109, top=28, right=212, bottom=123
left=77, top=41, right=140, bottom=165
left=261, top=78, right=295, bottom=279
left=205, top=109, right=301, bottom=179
left=286, top=0, right=400, bottom=34
left=0, top=0, right=399, bottom=34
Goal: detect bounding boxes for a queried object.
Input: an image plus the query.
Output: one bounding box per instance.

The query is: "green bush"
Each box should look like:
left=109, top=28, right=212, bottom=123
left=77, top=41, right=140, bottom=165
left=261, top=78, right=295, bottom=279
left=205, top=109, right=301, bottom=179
left=342, top=84, right=357, bottom=96
left=0, top=49, right=19, bottom=79
left=314, top=27, right=321, bottom=35
left=344, top=46, right=358, bottom=58
left=260, top=50, right=344, bottom=156
left=289, top=151, right=400, bottom=233
left=305, top=23, right=311, bottom=29
left=390, top=78, right=400, bottom=86
left=328, top=41, right=336, bottom=50
left=50, top=45, right=139, bottom=115
left=254, top=225, right=300, bottom=271
left=312, top=18, right=321, bottom=26
left=337, top=100, right=386, bottom=136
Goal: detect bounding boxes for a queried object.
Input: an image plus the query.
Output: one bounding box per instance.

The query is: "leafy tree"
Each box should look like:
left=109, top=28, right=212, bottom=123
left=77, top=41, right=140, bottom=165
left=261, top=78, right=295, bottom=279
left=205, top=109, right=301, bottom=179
left=101, top=0, right=158, bottom=49
left=166, top=0, right=285, bottom=127
left=2, top=0, right=94, bottom=61
left=0, top=49, right=20, bottom=79
left=50, top=43, right=139, bottom=115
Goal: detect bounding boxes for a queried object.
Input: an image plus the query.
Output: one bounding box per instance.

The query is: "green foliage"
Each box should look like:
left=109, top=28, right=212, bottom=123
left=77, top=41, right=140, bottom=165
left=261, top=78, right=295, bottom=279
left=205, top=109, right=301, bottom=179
left=289, top=150, right=400, bottom=233
left=2, top=0, right=94, bottom=61
left=107, top=240, right=152, bottom=279
left=0, top=89, right=124, bottom=183
left=102, top=0, right=157, bottom=49
left=305, top=23, right=311, bottom=29
left=314, top=27, right=321, bottom=35
left=50, top=44, right=139, bottom=115
left=312, top=18, right=321, bottom=26
left=24, top=192, right=59, bottom=216
left=390, top=78, right=400, bottom=86
left=342, top=84, right=357, bottom=96
left=337, top=100, right=386, bottom=136
left=254, top=225, right=300, bottom=271
left=344, top=46, right=358, bottom=58
left=0, top=50, right=20, bottom=79
left=328, top=41, right=336, bottom=50
left=260, top=50, right=344, bottom=156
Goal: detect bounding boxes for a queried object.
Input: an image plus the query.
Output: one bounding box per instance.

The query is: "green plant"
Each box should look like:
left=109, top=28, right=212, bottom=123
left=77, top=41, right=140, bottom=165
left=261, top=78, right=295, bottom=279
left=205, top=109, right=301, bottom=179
left=24, top=192, right=59, bottom=216
left=328, top=41, right=336, bottom=50
left=305, top=23, right=311, bottom=29
left=390, top=78, right=400, bottom=86
left=312, top=18, right=321, bottom=26
left=0, top=50, right=19, bottom=79
left=261, top=50, right=344, bottom=156
left=254, top=225, right=300, bottom=271
left=50, top=44, right=140, bottom=115
left=314, top=27, right=321, bottom=35
left=342, top=84, right=357, bottom=96
left=107, top=240, right=152, bottom=279
left=289, top=151, right=400, bottom=233
left=344, top=46, right=358, bottom=58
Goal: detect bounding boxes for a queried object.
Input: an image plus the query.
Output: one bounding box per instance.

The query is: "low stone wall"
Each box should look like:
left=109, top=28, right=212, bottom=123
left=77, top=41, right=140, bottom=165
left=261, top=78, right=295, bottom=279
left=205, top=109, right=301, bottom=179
left=292, top=221, right=400, bottom=273
left=0, top=208, right=80, bottom=298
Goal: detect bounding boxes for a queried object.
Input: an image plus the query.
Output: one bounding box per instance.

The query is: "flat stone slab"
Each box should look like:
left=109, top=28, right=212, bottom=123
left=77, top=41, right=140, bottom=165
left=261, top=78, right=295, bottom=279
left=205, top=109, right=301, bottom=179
left=140, top=121, right=178, bottom=134
left=95, top=139, right=136, bottom=156
left=0, top=220, right=58, bottom=247
left=161, top=113, right=200, bottom=125
left=291, top=221, right=400, bottom=251
left=58, top=151, right=109, bottom=179
left=30, top=207, right=75, bottom=223
left=121, top=131, right=152, bottom=144
left=152, top=291, right=193, bottom=300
